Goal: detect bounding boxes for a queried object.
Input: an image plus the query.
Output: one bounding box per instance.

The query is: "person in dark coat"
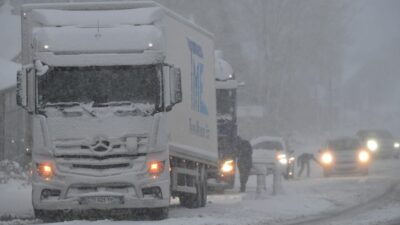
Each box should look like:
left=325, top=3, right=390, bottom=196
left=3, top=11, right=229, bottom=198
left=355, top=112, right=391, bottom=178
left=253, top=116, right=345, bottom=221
left=236, top=137, right=253, bottom=192
left=297, top=153, right=318, bottom=177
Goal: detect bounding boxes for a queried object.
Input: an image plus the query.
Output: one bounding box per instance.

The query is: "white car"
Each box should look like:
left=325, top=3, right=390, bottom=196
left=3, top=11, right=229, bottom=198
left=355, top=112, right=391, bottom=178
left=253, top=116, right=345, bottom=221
left=250, top=136, right=291, bottom=176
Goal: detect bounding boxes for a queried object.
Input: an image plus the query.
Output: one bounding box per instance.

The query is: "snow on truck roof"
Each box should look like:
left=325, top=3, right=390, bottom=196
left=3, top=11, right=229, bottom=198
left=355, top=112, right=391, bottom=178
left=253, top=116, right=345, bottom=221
left=30, top=7, right=162, bottom=27
left=34, top=25, right=163, bottom=54
left=22, top=1, right=213, bottom=38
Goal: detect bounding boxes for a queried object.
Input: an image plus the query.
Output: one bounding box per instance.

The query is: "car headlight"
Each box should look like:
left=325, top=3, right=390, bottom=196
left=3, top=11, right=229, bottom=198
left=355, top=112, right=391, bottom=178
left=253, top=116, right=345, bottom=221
left=220, top=159, right=235, bottom=174
left=358, top=150, right=370, bottom=163
left=276, top=154, right=287, bottom=165
left=366, top=139, right=378, bottom=152
left=321, top=152, right=333, bottom=165
left=394, top=142, right=400, bottom=149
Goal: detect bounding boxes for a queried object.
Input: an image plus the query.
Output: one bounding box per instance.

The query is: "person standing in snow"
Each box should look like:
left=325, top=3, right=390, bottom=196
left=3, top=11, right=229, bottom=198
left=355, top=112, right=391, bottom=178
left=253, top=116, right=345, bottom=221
left=297, top=153, right=318, bottom=177
left=236, top=136, right=253, bottom=192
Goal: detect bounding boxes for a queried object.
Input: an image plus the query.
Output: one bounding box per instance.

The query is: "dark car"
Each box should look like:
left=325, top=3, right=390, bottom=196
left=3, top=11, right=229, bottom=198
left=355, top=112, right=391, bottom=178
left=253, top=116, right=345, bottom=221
left=319, top=137, right=371, bottom=177
left=356, top=129, right=400, bottom=159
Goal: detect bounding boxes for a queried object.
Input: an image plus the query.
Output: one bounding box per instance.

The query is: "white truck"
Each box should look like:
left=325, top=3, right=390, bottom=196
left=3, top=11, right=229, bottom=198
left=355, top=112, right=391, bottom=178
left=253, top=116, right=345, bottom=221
left=17, top=1, right=218, bottom=220
left=208, top=51, right=238, bottom=192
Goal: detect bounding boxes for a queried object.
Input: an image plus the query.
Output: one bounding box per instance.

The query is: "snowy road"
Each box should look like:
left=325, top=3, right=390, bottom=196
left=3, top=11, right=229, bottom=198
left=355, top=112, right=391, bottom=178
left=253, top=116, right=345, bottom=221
left=275, top=181, right=400, bottom=225
left=1, top=158, right=399, bottom=225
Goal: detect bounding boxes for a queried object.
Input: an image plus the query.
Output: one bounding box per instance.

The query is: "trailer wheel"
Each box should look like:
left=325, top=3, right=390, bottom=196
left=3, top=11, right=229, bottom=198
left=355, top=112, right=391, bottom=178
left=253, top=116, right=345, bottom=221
left=199, top=164, right=207, bottom=207
left=148, top=207, right=169, bottom=220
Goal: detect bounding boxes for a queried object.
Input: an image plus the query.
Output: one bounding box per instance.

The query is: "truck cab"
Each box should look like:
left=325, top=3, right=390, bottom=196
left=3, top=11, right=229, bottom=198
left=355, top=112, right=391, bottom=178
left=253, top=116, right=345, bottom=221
left=207, top=51, right=238, bottom=191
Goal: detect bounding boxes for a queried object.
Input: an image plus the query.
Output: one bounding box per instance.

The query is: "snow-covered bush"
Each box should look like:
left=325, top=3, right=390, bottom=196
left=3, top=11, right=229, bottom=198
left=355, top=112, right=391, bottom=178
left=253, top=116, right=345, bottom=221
left=0, top=160, right=30, bottom=184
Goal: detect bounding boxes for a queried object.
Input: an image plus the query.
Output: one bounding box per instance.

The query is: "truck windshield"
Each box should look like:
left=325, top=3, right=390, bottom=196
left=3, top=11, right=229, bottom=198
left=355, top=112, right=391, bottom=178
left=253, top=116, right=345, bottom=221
left=38, top=65, right=160, bottom=108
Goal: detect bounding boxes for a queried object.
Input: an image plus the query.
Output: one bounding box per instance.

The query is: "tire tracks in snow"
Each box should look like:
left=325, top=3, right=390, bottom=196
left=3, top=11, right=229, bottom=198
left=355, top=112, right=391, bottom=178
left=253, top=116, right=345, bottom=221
left=264, top=179, right=400, bottom=225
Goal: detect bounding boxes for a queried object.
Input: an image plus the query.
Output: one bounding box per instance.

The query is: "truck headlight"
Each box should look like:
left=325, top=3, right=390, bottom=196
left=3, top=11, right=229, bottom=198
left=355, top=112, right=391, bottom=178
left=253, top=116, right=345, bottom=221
left=37, top=162, right=54, bottom=180
left=367, top=139, right=378, bottom=152
left=358, top=150, right=370, bottom=163
left=321, top=152, right=333, bottom=165
left=394, top=142, right=400, bottom=149
left=221, top=159, right=235, bottom=174
left=148, top=161, right=165, bottom=177
left=276, top=154, right=287, bottom=165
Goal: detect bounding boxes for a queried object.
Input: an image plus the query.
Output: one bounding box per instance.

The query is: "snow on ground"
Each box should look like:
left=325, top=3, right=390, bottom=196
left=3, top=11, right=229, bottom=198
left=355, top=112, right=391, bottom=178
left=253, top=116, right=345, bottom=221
left=330, top=203, right=400, bottom=225
left=0, top=180, right=32, bottom=218
left=0, top=158, right=399, bottom=225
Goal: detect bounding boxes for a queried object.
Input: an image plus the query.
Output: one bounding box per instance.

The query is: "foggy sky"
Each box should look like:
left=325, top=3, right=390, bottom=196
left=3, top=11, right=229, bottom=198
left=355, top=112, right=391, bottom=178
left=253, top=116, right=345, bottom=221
left=3, top=0, right=400, bottom=138
left=341, top=0, right=400, bottom=136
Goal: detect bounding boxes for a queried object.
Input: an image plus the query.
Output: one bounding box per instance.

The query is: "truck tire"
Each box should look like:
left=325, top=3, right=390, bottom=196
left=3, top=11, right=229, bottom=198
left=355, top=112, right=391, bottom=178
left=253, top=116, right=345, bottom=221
left=179, top=164, right=207, bottom=208
left=34, top=209, right=61, bottom=222
left=147, top=207, right=169, bottom=220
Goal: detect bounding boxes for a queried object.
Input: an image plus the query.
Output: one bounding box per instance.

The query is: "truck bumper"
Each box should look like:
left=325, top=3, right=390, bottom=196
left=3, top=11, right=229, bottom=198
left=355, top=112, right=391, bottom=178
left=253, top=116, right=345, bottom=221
left=32, top=171, right=170, bottom=211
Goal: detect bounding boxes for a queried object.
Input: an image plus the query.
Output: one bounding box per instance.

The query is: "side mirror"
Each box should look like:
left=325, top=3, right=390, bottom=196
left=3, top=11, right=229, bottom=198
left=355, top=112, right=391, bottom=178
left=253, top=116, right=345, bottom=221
left=16, top=66, right=35, bottom=113
left=16, top=69, right=28, bottom=109
left=169, top=67, right=182, bottom=105
left=35, top=60, right=49, bottom=76
left=163, top=65, right=182, bottom=112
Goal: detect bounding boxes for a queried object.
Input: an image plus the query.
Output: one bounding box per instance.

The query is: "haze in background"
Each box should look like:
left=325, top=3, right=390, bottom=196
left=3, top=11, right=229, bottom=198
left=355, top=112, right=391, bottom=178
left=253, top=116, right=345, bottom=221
left=5, top=0, right=400, bottom=141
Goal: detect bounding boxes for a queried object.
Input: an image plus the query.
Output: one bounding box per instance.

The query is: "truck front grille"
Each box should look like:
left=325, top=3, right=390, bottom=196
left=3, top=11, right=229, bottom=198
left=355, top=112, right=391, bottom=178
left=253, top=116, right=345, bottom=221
left=66, top=183, right=136, bottom=198
left=53, top=137, right=147, bottom=176
left=72, top=163, right=130, bottom=170
left=56, top=153, right=145, bottom=160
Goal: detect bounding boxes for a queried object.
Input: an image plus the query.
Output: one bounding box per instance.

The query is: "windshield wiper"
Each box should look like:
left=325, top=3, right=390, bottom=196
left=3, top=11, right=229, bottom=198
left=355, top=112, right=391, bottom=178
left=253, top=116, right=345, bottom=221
left=45, top=102, right=80, bottom=108
left=80, top=103, right=96, bottom=118
left=43, top=102, right=96, bottom=117
left=93, top=101, right=132, bottom=108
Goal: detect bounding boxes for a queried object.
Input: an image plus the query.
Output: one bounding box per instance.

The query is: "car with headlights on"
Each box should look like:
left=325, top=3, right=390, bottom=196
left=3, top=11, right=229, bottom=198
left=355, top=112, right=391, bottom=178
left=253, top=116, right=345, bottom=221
left=319, top=137, right=371, bottom=177
left=250, top=136, right=294, bottom=179
left=356, top=129, right=399, bottom=159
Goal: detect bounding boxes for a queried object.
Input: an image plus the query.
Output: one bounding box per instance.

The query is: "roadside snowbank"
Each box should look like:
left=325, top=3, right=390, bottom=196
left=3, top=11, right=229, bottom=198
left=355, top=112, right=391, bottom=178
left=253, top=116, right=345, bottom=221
left=0, top=180, right=32, bottom=218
